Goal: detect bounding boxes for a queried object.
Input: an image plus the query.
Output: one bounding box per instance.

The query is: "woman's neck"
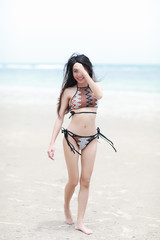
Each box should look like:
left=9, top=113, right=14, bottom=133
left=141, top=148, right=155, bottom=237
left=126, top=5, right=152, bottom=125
left=77, top=83, right=89, bottom=88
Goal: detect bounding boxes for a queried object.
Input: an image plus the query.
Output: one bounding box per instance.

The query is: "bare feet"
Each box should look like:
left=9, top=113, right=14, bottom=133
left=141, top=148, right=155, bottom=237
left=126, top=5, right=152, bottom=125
left=64, top=204, right=74, bottom=225
left=75, top=223, right=93, bottom=235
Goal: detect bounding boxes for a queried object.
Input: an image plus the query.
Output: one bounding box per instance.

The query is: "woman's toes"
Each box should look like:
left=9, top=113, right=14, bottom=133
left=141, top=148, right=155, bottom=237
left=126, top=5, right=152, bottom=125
left=75, top=224, right=93, bottom=235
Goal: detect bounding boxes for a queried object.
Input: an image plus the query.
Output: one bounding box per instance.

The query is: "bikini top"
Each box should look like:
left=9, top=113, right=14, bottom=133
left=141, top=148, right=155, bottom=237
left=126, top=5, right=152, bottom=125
left=69, top=85, right=98, bottom=118
left=70, top=85, right=98, bottom=110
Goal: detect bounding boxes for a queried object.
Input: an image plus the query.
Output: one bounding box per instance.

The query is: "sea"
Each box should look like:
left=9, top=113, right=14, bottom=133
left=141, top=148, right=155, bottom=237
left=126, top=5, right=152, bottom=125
left=0, top=63, right=160, bottom=119
left=0, top=63, right=159, bottom=93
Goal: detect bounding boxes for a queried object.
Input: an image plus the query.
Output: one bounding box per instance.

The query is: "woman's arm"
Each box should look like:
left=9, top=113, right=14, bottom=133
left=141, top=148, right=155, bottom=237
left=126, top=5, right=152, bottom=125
left=49, top=115, right=64, bottom=146
left=84, top=75, right=103, bottom=100
left=47, top=89, right=70, bottom=160
left=73, top=63, right=103, bottom=99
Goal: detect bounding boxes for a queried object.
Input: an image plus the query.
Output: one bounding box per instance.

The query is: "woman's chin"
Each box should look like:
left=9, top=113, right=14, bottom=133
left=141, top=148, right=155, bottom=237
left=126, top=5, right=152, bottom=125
left=77, top=80, right=87, bottom=86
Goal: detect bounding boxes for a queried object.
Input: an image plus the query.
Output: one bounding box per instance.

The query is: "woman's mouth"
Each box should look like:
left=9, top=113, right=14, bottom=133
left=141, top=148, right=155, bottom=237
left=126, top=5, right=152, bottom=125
left=77, top=77, right=84, bottom=81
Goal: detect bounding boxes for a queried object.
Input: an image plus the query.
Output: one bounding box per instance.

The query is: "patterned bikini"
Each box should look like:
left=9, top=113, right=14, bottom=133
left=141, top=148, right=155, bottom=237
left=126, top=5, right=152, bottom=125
left=62, top=85, right=117, bottom=155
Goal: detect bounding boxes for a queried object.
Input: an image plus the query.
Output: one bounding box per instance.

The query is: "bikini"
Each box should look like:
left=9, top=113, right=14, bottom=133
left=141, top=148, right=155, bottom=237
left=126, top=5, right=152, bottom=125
left=62, top=85, right=117, bottom=155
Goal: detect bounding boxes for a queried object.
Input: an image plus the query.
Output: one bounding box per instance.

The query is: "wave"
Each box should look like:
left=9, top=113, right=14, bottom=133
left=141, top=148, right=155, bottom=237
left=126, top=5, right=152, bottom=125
left=1, top=63, right=64, bottom=70
left=34, top=64, right=63, bottom=69
left=1, top=63, right=159, bottom=71
left=5, top=64, right=32, bottom=69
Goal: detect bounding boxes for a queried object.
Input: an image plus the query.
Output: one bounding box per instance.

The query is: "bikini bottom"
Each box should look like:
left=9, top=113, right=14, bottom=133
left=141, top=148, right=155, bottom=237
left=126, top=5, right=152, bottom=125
left=61, top=127, right=117, bottom=155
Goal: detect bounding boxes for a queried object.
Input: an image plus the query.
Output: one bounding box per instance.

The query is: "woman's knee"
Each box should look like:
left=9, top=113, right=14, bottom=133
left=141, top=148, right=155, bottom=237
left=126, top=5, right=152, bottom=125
left=80, top=177, right=91, bottom=188
left=68, top=178, right=79, bottom=188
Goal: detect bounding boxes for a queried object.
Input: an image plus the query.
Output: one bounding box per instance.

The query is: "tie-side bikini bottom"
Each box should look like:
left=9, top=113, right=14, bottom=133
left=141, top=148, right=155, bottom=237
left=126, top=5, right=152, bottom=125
left=61, top=127, right=117, bottom=155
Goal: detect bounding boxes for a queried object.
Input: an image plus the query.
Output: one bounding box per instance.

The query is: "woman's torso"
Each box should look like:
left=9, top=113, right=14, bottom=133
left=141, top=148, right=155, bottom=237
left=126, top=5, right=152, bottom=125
left=67, top=85, right=98, bottom=135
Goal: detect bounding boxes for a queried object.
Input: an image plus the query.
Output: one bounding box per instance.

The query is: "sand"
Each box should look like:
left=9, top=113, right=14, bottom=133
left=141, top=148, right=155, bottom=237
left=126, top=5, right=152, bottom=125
left=0, top=87, right=160, bottom=240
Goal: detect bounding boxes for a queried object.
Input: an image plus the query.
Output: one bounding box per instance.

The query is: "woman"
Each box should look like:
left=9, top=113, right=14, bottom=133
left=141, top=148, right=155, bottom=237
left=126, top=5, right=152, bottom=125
left=47, top=53, right=116, bottom=235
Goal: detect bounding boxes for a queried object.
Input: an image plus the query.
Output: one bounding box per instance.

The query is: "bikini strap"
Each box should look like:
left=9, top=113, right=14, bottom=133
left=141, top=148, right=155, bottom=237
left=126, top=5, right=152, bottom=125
left=97, top=127, right=117, bottom=152
left=69, top=111, right=97, bottom=119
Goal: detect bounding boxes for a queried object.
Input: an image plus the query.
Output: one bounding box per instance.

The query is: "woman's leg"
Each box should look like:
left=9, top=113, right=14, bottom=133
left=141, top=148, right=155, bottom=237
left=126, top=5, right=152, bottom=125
left=63, top=136, right=80, bottom=224
left=76, top=138, right=97, bottom=234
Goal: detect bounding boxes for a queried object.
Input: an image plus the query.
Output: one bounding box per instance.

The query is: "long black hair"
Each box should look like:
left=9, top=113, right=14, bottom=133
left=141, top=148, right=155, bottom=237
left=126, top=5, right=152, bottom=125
left=57, top=53, right=96, bottom=115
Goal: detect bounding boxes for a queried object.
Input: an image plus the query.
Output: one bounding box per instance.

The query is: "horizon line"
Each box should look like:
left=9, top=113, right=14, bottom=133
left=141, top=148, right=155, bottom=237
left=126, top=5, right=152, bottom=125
left=0, top=62, right=160, bottom=66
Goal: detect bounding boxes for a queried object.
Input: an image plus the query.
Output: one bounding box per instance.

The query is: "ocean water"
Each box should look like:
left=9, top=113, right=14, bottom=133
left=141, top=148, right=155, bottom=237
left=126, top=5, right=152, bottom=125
left=0, top=63, right=160, bottom=94
left=0, top=63, right=160, bottom=119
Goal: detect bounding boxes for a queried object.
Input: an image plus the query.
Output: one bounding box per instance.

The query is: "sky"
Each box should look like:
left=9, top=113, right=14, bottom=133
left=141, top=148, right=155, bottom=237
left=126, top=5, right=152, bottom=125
left=0, top=0, right=160, bottom=64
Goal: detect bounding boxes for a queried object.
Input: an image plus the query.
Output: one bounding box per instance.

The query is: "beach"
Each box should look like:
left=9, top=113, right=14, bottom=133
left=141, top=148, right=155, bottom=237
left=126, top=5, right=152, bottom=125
left=0, top=66, right=160, bottom=239
left=1, top=87, right=160, bottom=240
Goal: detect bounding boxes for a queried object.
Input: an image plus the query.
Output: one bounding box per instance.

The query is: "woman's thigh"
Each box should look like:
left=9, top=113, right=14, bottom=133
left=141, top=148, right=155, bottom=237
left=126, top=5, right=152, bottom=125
left=80, top=138, right=97, bottom=180
left=63, top=136, right=80, bottom=182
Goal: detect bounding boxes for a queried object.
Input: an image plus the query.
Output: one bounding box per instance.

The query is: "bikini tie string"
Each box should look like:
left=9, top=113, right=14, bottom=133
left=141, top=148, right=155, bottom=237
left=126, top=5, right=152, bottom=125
left=61, top=128, right=81, bottom=155
left=69, top=111, right=75, bottom=119
left=97, top=127, right=117, bottom=152
left=69, top=111, right=97, bottom=119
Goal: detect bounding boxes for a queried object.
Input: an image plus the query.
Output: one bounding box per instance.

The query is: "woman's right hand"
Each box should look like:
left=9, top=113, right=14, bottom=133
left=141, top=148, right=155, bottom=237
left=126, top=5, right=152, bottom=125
left=47, top=145, right=55, bottom=160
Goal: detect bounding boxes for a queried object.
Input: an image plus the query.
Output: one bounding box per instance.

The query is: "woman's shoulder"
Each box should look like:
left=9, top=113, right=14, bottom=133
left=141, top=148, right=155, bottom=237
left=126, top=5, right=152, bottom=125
left=63, top=85, right=77, bottom=98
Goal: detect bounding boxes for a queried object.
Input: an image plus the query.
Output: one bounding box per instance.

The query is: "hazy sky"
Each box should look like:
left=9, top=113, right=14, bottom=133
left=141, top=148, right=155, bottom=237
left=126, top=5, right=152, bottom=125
left=0, top=0, right=160, bottom=64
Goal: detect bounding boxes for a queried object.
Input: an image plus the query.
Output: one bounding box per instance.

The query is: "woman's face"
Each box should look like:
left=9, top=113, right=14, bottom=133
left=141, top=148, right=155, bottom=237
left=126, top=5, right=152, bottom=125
left=72, top=64, right=88, bottom=85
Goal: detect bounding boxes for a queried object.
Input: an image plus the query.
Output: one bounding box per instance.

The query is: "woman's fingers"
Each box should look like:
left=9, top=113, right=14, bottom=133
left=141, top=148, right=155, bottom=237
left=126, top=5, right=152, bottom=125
left=73, top=63, right=87, bottom=76
left=47, top=149, right=54, bottom=160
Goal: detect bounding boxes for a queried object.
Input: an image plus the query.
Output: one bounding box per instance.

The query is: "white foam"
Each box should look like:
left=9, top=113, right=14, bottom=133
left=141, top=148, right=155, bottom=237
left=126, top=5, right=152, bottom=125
left=5, top=64, right=32, bottom=69
left=35, top=64, right=63, bottom=69
left=3, top=63, right=63, bottom=70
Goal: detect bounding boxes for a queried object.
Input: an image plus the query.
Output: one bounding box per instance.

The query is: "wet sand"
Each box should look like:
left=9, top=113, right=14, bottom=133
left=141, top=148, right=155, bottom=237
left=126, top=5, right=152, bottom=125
left=0, top=88, right=160, bottom=240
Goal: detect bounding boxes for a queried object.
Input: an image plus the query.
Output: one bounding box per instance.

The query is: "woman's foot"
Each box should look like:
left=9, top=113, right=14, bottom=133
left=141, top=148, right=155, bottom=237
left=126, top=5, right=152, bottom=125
left=75, top=223, right=93, bottom=235
left=64, top=204, right=74, bottom=225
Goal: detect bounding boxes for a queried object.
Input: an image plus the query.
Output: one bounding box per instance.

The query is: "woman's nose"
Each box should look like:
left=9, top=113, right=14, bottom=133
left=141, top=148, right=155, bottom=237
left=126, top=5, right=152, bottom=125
left=77, top=71, right=82, bottom=77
